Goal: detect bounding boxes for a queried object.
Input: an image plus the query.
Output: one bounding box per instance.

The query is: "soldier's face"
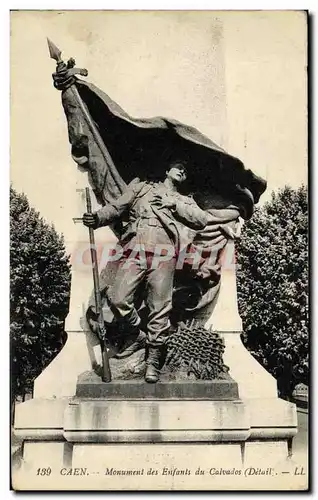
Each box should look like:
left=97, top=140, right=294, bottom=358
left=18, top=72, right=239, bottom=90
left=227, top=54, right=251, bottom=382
left=166, top=165, right=187, bottom=184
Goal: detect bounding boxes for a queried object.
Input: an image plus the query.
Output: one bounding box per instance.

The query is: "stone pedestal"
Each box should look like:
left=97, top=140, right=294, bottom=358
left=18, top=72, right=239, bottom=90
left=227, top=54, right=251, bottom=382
left=76, top=371, right=239, bottom=400
left=13, top=376, right=298, bottom=490
left=13, top=226, right=299, bottom=490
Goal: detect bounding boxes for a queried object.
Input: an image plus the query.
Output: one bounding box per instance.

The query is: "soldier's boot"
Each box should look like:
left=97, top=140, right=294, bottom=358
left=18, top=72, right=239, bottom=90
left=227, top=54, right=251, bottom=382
left=145, top=346, right=164, bottom=383
left=114, top=329, right=147, bottom=359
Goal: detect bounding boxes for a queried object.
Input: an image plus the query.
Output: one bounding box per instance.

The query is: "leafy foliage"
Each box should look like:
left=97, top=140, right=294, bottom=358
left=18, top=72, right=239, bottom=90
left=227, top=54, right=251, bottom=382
left=10, top=187, right=71, bottom=399
left=237, top=185, right=308, bottom=398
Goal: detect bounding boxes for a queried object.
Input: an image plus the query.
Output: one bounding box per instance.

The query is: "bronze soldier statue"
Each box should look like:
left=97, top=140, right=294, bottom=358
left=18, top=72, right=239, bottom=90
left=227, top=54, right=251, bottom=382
left=83, top=161, right=208, bottom=383
left=48, top=40, right=266, bottom=384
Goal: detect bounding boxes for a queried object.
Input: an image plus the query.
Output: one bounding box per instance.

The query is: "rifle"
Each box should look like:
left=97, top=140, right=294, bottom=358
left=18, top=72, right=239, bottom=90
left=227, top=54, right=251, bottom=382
left=85, top=187, right=112, bottom=383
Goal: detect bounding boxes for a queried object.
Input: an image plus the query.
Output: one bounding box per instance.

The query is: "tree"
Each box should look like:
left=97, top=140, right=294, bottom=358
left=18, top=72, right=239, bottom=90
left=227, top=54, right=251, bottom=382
left=236, top=185, right=308, bottom=399
left=10, top=187, right=71, bottom=400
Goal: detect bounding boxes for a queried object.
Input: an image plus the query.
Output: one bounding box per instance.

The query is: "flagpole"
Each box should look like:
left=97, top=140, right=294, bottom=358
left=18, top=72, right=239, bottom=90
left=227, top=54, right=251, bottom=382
left=85, top=187, right=112, bottom=383
left=47, top=38, right=125, bottom=194
left=70, top=86, right=125, bottom=194
left=47, top=39, right=113, bottom=382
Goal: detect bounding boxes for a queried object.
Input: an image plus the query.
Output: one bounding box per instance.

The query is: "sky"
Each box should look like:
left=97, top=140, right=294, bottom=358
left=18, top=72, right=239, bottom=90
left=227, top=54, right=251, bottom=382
left=10, top=10, right=307, bottom=249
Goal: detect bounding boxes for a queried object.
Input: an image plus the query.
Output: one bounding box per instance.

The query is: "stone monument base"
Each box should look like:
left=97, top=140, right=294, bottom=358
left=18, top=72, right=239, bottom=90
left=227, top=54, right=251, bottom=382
left=75, top=370, right=239, bottom=399
left=13, top=370, right=299, bottom=490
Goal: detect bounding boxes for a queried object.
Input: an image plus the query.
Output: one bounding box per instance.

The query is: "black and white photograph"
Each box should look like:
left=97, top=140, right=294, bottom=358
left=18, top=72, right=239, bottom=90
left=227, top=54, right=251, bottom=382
left=10, top=10, right=308, bottom=491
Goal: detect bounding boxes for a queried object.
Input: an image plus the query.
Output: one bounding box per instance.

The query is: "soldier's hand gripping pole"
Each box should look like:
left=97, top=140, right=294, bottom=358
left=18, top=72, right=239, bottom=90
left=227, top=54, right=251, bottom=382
left=85, top=187, right=112, bottom=383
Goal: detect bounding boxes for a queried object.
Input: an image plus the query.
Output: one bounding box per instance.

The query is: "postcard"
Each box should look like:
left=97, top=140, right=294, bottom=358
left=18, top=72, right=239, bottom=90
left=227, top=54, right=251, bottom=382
left=10, top=10, right=308, bottom=491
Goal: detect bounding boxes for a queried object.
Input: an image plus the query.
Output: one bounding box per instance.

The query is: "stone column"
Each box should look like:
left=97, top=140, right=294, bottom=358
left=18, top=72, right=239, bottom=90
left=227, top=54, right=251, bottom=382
left=205, top=239, right=278, bottom=399
left=33, top=169, right=104, bottom=398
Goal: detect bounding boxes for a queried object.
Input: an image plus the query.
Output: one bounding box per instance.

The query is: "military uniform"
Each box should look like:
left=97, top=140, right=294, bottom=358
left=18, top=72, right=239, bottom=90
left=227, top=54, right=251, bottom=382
left=95, top=179, right=208, bottom=347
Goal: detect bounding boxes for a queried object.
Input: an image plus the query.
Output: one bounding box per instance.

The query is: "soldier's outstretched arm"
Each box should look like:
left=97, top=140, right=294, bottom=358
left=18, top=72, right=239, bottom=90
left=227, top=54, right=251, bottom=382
left=83, top=178, right=141, bottom=229
left=172, top=197, right=208, bottom=230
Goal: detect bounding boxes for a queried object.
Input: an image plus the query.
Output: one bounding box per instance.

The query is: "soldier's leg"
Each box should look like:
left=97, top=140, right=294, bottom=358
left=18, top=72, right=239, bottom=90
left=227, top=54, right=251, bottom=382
left=107, top=255, right=146, bottom=330
left=146, top=258, right=176, bottom=345
left=144, top=256, right=176, bottom=382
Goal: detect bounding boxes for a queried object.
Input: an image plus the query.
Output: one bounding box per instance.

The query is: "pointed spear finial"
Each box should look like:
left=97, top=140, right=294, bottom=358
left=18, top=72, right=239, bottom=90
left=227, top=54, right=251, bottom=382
left=47, top=38, right=63, bottom=63
left=47, top=38, right=88, bottom=78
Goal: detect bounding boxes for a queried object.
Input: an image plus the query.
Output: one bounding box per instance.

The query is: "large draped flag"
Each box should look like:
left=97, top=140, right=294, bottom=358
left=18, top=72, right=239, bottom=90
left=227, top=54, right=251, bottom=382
left=50, top=41, right=266, bottom=220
